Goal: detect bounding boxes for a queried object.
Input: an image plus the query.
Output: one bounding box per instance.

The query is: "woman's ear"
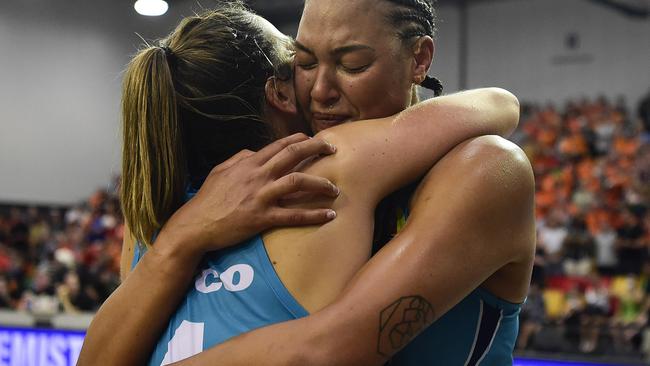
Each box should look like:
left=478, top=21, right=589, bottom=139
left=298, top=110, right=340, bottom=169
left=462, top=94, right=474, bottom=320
left=412, top=36, right=435, bottom=84
left=265, top=76, right=297, bottom=115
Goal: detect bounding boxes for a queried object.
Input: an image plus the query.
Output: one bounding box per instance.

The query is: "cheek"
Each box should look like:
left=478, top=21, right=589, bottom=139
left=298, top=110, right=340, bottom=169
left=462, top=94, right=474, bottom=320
left=294, top=71, right=312, bottom=104
left=343, top=69, right=410, bottom=119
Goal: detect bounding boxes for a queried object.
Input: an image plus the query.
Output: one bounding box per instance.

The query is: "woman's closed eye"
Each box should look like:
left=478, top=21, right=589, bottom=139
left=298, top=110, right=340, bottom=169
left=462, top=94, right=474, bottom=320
left=295, top=53, right=317, bottom=70
left=340, top=63, right=371, bottom=73
left=297, top=62, right=318, bottom=70
left=338, top=53, right=374, bottom=74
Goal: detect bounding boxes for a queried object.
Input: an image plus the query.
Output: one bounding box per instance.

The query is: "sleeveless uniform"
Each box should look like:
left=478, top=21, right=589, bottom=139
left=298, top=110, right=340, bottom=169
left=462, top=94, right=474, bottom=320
left=132, top=191, right=522, bottom=365
left=132, top=235, right=307, bottom=366
left=387, top=206, right=522, bottom=365
left=389, top=288, right=521, bottom=365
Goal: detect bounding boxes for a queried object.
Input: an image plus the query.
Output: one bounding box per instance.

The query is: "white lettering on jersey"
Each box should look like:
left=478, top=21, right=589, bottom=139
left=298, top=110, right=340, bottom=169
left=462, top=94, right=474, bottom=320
left=161, top=320, right=204, bottom=365
left=194, top=269, right=222, bottom=293
left=220, top=264, right=255, bottom=291
left=194, top=264, right=254, bottom=293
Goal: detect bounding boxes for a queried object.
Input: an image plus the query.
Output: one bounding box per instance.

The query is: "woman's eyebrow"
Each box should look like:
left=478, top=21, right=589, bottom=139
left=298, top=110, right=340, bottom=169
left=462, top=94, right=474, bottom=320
left=294, top=41, right=314, bottom=55
left=331, top=44, right=375, bottom=56
left=294, top=41, right=376, bottom=56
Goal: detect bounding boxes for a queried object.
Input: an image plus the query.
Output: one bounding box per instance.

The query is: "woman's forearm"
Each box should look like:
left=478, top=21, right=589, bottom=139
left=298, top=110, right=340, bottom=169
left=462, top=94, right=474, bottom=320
left=174, top=136, right=536, bottom=366
left=80, top=89, right=524, bottom=365
left=79, top=135, right=339, bottom=366
left=77, top=232, right=201, bottom=366
left=409, top=87, right=520, bottom=138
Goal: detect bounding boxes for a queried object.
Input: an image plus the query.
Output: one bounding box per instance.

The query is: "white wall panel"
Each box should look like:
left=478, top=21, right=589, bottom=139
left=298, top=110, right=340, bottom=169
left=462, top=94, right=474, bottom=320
left=466, top=0, right=650, bottom=106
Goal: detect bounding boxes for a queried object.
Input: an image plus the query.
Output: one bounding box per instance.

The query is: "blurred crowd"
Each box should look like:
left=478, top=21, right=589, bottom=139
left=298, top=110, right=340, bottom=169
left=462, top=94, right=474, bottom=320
left=0, top=184, right=123, bottom=314
left=514, top=91, right=650, bottom=358
left=1, top=91, right=650, bottom=359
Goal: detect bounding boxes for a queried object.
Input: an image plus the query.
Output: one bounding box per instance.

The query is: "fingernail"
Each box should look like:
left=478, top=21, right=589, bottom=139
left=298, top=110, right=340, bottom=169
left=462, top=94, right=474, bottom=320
left=327, top=210, right=337, bottom=219
left=332, top=184, right=340, bottom=196
left=329, top=143, right=337, bottom=152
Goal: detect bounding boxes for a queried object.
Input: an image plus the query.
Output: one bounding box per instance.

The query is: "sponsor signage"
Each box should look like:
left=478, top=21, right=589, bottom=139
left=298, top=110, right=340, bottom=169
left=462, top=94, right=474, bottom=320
left=0, top=326, right=84, bottom=366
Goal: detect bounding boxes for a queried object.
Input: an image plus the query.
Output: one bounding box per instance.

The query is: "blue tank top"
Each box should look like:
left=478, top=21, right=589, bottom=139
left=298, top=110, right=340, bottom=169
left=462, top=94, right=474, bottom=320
left=389, top=288, right=521, bottom=365
left=131, top=192, right=522, bottom=365
left=132, top=235, right=307, bottom=366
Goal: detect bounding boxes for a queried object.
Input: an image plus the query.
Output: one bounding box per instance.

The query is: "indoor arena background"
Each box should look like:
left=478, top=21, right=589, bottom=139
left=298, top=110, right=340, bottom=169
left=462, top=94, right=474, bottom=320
left=1, top=0, right=649, bottom=365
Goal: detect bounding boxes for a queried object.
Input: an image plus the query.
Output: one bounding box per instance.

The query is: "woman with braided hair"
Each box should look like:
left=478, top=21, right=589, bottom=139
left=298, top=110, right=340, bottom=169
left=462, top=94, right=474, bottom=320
left=287, top=1, right=532, bottom=364
left=80, top=1, right=534, bottom=365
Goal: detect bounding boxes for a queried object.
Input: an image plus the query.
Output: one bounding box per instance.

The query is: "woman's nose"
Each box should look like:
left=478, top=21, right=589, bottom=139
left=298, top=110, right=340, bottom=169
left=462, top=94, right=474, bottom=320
left=310, top=67, right=340, bottom=108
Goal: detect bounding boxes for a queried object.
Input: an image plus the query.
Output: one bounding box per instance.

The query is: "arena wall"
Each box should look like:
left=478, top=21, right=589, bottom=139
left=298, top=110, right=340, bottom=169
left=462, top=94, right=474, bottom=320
left=0, top=0, right=647, bottom=205
left=463, top=0, right=650, bottom=108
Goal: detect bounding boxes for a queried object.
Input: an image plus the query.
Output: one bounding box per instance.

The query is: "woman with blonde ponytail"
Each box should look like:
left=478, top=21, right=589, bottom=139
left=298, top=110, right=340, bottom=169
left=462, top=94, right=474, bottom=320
left=121, top=46, right=187, bottom=249
left=80, top=2, right=533, bottom=365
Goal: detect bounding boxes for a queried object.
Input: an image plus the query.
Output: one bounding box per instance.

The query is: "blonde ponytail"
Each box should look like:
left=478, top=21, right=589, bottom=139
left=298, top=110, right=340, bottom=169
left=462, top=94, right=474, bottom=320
left=120, top=46, right=186, bottom=247
left=120, top=4, right=287, bottom=247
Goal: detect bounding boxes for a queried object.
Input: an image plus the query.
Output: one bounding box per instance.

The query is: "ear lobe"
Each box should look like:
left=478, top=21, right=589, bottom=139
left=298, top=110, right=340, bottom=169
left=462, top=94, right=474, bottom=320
left=412, top=36, right=435, bottom=83
left=265, top=77, right=297, bottom=115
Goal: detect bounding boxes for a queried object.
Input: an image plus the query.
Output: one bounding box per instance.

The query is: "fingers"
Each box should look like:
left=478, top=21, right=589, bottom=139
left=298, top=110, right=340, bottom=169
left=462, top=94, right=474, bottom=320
left=211, top=149, right=254, bottom=174
left=260, top=173, right=340, bottom=202
left=268, top=208, right=337, bottom=227
left=264, top=138, right=337, bottom=177
left=277, top=191, right=330, bottom=207
left=250, top=133, right=311, bottom=165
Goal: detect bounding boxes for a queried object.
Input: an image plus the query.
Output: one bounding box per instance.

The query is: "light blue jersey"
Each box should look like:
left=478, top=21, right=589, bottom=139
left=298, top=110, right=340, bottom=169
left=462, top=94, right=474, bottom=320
left=132, top=192, right=522, bottom=365
left=133, top=238, right=521, bottom=366
left=388, top=205, right=522, bottom=365
left=389, top=288, right=521, bottom=365
left=132, top=235, right=307, bottom=365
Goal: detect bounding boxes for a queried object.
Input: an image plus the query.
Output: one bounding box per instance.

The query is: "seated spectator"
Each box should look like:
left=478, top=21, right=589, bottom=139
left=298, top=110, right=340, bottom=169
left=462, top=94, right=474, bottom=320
left=0, top=276, right=13, bottom=309
left=57, top=270, right=96, bottom=313
left=579, top=273, right=610, bottom=353
left=563, top=216, right=596, bottom=277
left=611, top=275, right=646, bottom=354
left=593, top=115, right=617, bottom=156
left=17, top=268, right=58, bottom=315
left=518, top=283, right=547, bottom=350
left=539, top=208, right=570, bottom=275
left=639, top=262, right=650, bottom=361
left=563, top=283, right=588, bottom=350
left=594, top=221, right=619, bottom=276
left=617, top=209, right=647, bottom=275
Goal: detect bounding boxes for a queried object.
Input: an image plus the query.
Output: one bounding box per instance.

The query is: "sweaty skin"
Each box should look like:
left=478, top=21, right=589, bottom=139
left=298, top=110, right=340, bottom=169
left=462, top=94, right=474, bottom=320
left=81, top=1, right=533, bottom=364
left=79, top=87, right=523, bottom=366
left=172, top=135, right=536, bottom=366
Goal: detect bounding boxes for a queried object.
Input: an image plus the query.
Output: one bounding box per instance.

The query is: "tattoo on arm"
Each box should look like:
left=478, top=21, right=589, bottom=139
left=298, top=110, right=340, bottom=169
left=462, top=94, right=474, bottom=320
left=377, top=295, right=435, bottom=357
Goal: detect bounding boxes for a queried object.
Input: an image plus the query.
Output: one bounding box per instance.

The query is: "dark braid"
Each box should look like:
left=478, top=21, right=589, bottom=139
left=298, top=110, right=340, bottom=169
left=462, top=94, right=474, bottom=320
left=422, top=75, right=443, bottom=96
left=372, top=0, right=442, bottom=261
left=383, top=0, right=442, bottom=95
left=384, top=0, right=437, bottom=39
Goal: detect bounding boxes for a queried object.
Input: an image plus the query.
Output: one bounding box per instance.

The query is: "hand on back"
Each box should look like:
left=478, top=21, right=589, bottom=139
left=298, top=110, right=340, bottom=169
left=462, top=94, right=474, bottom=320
left=159, top=133, right=340, bottom=256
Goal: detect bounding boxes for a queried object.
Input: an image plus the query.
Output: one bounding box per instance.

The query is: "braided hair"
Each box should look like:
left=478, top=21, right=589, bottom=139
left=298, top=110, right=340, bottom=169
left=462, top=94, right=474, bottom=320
left=385, top=0, right=437, bottom=40
left=384, top=0, right=443, bottom=96
left=372, top=0, right=443, bottom=256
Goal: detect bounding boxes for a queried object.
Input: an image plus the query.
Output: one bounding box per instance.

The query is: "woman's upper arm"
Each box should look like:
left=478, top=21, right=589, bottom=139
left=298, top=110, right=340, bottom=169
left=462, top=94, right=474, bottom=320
left=120, top=223, right=136, bottom=282
left=308, top=136, right=536, bottom=365
left=170, top=141, right=534, bottom=366
left=311, top=88, right=520, bottom=202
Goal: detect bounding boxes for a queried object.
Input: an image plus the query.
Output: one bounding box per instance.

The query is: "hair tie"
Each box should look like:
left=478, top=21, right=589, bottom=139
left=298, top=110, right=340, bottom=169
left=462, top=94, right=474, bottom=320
left=421, top=75, right=443, bottom=97
left=161, top=46, right=177, bottom=68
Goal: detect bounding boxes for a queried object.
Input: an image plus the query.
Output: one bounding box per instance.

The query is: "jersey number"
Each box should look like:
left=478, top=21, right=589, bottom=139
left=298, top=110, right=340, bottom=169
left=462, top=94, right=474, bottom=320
left=161, top=320, right=204, bottom=365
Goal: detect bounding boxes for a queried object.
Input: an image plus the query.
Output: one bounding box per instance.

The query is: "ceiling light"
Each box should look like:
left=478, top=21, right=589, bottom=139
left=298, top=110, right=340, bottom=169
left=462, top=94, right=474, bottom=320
left=134, top=0, right=169, bottom=16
